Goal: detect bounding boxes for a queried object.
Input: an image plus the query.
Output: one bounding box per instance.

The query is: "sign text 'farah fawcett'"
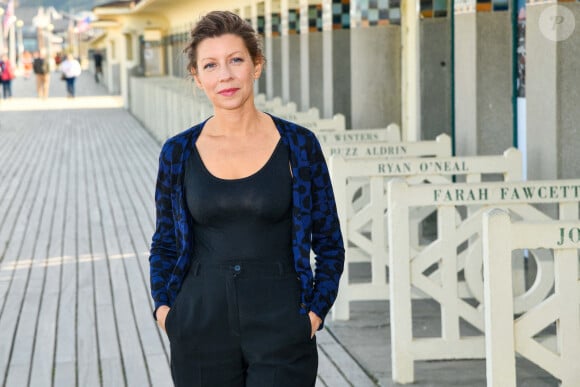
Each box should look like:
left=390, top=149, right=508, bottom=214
left=433, top=183, right=580, bottom=203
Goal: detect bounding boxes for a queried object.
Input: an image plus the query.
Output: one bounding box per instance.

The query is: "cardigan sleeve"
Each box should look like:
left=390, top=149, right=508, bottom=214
left=149, top=141, right=179, bottom=319
left=307, top=134, right=345, bottom=321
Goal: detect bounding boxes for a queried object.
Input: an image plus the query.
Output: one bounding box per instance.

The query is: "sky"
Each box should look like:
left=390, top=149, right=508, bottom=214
left=8, top=0, right=107, bottom=12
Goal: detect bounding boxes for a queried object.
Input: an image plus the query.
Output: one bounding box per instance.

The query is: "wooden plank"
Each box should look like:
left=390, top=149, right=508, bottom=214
left=53, top=123, right=80, bottom=387
left=317, top=330, right=376, bottom=386
left=316, top=336, right=351, bottom=386
left=93, top=116, right=151, bottom=386
left=108, top=113, right=172, bottom=367
left=0, top=113, right=28, bottom=178
left=9, top=122, right=65, bottom=387
left=0, top=115, right=47, bottom=272
left=75, top=112, right=101, bottom=387
left=29, top=122, right=69, bottom=385
left=84, top=115, right=125, bottom=386
left=97, top=114, right=172, bottom=384
left=0, top=115, right=32, bottom=223
left=0, top=121, right=56, bottom=386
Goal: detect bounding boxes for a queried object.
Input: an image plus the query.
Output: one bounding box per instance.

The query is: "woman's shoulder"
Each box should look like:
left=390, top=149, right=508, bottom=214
left=159, top=122, right=205, bottom=159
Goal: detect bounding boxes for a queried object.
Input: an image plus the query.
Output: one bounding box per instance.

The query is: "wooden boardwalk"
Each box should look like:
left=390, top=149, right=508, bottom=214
left=0, top=75, right=377, bottom=387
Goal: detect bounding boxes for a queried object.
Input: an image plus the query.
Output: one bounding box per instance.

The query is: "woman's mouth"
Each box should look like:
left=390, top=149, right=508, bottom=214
left=218, top=88, right=239, bottom=97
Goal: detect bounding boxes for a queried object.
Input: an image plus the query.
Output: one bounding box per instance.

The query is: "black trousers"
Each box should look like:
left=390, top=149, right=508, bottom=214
left=166, top=260, right=318, bottom=387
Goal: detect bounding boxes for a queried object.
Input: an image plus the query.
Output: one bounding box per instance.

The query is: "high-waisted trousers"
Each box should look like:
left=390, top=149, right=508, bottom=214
left=165, top=260, right=318, bottom=387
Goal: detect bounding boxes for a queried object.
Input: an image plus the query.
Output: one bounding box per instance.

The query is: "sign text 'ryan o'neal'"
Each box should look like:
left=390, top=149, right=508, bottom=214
left=378, top=160, right=469, bottom=174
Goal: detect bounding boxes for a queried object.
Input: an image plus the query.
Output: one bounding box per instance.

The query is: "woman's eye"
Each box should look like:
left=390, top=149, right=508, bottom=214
left=231, top=57, right=244, bottom=64
left=203, top=63, right=216, bottom=70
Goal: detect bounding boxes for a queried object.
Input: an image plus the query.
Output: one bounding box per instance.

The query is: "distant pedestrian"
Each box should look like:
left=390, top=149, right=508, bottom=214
left=93, top=50, right=103, bottom=83
left=0, top=54, right=15, bottom=99
left=22, top=51, right=33, bottom=79
left=54, top=52, right=63, bottom=66
left=32, top=50, right=51, bottom=98
left=59, top=54, right=82, bottom=98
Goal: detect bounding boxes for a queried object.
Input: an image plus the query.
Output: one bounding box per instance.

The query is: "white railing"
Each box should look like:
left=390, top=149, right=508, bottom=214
left=131, top=83, right=397, bottom=144
left=330, top=148, right=522, bottom=320
left=297, top=114, right=346, bottom=132
left=130, top=76, right=212, bottom=143
left=276, top=107, right=321, bottom=123
left=255, top=94, right=283, bottom=110
left=387, top=179, right=580, bottom=384
left=483, top=210, right=580, bottom=387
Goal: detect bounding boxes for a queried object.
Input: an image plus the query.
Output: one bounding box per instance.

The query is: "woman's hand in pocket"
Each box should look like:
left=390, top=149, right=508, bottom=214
left=308, top=311, right=322, bottom=339
left=156, top=305, right=171, bottom=332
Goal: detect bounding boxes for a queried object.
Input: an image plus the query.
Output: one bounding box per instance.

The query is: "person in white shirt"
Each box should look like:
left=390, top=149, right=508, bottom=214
left=59, top=54, right=82, bottom=98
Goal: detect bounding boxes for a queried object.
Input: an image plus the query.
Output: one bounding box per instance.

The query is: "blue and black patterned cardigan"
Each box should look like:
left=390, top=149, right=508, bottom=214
left=149, top=114, right=345, bottom=324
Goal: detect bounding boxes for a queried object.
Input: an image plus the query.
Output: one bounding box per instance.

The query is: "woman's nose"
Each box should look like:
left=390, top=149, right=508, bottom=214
left=218, top=65, right=233, bottom=81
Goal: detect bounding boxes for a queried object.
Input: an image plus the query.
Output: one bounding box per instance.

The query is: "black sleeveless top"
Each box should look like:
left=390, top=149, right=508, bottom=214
left=184, top=139, right=293, bottom=262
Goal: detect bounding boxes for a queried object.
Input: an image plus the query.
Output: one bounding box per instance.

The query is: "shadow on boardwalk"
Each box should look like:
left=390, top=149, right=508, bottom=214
left=0, top=73, right=377, bottom=387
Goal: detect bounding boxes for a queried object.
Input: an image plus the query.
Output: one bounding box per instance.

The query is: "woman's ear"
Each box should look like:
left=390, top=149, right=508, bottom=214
left=253, top=59, right=264, bottom=80
left=192, top=71, right=203, bottom=89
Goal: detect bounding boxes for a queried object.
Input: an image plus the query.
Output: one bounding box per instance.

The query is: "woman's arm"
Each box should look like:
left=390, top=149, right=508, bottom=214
left=149, top=142, right=179, bottom=320
left=307, top=134, right=345, bottom=323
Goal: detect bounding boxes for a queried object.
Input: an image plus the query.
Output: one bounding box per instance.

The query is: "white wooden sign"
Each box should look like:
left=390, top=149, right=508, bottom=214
left=387, top=179, right=580, bottom=384
left=483, top=210, right=580, bottom=387
left=323, top=133, right=451, bottom=160
left=316, top=123, right=401, bottom=144
left=330, top=149, right=522, bottom=320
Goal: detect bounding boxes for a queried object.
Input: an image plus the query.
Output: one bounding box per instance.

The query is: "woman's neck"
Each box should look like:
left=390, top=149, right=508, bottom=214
left=207, top=107, right=265, bottom=138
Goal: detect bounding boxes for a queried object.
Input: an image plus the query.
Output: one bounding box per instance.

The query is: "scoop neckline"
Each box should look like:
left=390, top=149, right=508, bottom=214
left=193, top=138, right=283, bottom=182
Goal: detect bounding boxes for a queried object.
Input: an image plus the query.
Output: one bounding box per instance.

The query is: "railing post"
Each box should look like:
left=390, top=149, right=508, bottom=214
left=482, top=209, right=516, bottom=387
left=388, top=179, right=414, bottom=383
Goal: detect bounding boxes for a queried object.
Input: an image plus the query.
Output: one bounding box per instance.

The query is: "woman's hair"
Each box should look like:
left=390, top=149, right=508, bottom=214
left=184, top=10, right=265, bottom=74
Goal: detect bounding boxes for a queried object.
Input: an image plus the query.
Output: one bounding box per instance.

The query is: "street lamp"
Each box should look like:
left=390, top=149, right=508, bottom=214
left=16, top=20, right=24, bottom=69
left=0, top=8, right=5, bottom=56
left=73, top=27, right=80, bottom=58
left=46, top=23, right=54, bottom=62
left=8, top=14, right=16, bottom=67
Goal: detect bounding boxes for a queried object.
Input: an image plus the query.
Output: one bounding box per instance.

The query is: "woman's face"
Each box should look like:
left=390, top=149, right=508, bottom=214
left=193, top=34, right=262, bottom=112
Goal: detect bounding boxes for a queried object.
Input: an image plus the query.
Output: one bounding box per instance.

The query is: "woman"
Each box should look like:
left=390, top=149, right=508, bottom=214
left=149, top=10, right=344, bottom=387
left=0, top=55, right=14, bottom=99
left=59, top=54, right=82, bottom=98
